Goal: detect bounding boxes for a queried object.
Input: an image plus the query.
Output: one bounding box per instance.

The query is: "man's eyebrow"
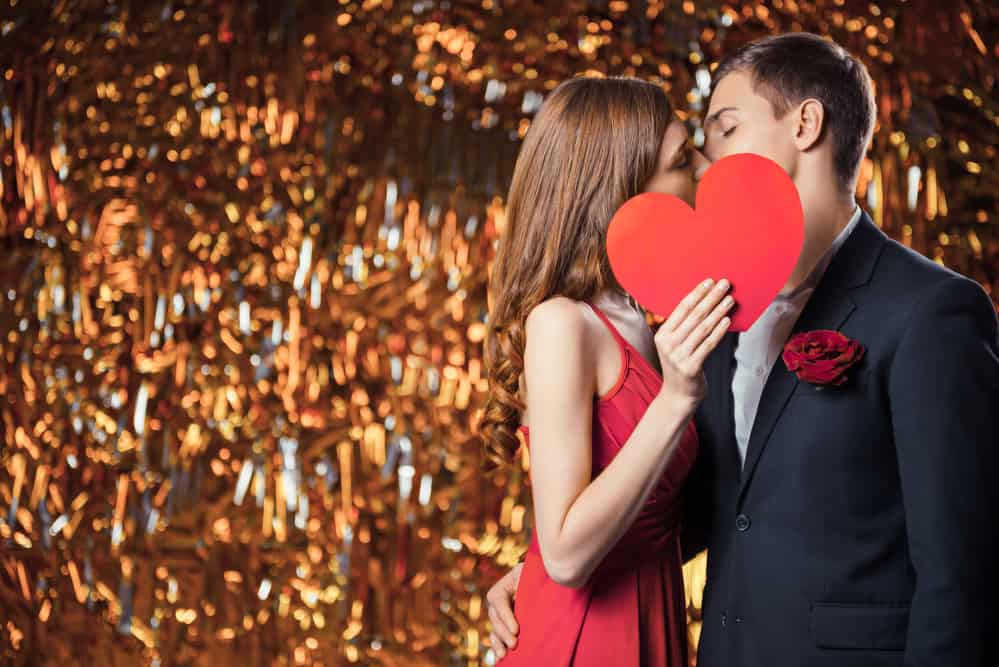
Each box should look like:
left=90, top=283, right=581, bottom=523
left=704, top=106, right=737, bottom=128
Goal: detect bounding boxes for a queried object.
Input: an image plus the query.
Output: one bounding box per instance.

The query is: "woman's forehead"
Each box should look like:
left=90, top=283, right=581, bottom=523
left=664, top=118, right=689, bottom=142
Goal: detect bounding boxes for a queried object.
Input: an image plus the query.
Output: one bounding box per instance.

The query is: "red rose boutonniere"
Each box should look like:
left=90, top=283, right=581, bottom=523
left=782, top=330, right=865, bottom=387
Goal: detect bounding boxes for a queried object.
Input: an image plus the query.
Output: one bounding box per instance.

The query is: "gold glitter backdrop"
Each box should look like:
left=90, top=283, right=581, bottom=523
left=0, top=0, right=996, bottom=665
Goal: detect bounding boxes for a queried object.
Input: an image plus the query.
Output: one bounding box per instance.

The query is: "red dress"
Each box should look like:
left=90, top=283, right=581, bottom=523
left=499, top=301, right=699, bottom=667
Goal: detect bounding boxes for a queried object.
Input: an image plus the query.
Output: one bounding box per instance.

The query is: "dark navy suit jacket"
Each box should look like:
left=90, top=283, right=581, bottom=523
left=683, top=210, right=999, bottom=667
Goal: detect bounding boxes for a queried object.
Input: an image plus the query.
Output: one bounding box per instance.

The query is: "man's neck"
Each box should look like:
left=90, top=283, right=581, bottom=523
left=782, top=190, right=857, bottom=293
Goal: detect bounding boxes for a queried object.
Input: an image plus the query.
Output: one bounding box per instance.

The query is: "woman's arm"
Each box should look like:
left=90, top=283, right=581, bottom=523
left=525, top=279, right=732, bottom=588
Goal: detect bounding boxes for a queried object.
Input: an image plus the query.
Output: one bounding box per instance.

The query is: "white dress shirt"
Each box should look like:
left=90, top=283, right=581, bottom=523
left=732, top=205, right=862, bottom=466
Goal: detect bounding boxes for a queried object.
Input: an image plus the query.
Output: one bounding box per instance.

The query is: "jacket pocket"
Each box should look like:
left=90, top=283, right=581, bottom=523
left=810, top=602, right=909, bottom=650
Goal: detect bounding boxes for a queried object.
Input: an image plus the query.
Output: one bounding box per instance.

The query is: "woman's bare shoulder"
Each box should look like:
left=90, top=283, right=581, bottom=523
left=524, top=296, right=591, bottom=344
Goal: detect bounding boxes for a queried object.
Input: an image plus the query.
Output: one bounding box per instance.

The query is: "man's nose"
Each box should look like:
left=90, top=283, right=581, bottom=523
left=692, top=149, right=712, bottom=181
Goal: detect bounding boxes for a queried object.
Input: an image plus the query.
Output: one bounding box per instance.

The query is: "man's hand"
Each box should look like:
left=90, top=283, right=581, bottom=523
left=486, top=562, right=523, bottom=659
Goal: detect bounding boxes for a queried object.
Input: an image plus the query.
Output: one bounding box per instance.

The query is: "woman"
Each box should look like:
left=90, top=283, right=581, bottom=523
left=479, top=76, right=732, bottom=666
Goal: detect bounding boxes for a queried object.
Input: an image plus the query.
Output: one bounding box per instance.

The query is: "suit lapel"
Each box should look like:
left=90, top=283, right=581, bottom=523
left=713, top=332, right=742, bottom=473
left=736, top=285, right=855, bottom=505
left=735, top=212, right=887, bottom=506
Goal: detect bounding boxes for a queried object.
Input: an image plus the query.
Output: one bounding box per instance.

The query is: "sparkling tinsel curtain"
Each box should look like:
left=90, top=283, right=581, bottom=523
left=0, top=0, right=995, bottom=665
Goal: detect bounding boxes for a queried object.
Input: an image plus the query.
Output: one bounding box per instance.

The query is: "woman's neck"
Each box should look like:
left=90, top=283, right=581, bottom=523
left=591, top=288, right=643, bottom=317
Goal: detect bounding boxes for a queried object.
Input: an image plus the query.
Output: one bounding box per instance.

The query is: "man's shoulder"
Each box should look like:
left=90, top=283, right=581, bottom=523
left=867, top=232, right=995, bottom=331
left=867, top=232, right=973, bottom=307
left=874, top=234, right=962, bottom=290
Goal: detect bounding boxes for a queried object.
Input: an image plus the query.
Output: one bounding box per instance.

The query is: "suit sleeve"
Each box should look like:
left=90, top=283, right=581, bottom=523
left=888, top=276, right=999, bottom=665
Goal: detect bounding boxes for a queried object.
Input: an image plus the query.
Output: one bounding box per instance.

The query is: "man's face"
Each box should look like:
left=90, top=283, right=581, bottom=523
left=702, top=69, right=797, bottom=177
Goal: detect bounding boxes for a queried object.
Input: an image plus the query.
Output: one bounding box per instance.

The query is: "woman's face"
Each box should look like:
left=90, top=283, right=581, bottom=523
left=642, top=118, right=710, bottom=206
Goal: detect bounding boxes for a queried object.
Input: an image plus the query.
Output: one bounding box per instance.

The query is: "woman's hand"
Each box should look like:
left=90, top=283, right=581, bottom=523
left=653, top=278, right=734, bottom=405
left=486, top=561, right=524, bottom=659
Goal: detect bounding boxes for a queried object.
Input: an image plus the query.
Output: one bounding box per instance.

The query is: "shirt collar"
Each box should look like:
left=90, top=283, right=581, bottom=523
left=778, top=204, right=861, bottom=300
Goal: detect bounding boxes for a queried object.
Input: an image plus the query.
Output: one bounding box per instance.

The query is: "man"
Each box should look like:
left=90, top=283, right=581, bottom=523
left=486, top=32, right=999, bottom=666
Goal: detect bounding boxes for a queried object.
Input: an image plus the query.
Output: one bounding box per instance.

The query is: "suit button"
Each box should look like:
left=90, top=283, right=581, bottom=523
left=735, top=514, right=751, bottom=531
left=735, top=616, right=743, bottom=624
left=721, top=612, right=727, bottom=628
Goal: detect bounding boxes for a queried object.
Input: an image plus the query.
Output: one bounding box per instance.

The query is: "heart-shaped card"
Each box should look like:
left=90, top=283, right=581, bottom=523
left=606, top=153, right=804, bottom=332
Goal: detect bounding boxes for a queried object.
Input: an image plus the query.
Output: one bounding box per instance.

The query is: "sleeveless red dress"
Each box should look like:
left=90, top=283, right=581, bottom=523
left=499, top=301, right=699, bottom=667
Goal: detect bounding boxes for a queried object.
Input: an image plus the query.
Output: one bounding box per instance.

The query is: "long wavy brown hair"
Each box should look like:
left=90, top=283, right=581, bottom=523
left=480, top=76, right=672, bottom=469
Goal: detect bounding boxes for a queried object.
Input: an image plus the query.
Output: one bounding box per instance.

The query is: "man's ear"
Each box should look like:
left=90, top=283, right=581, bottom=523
left=793, top=98, right=825, bottom=152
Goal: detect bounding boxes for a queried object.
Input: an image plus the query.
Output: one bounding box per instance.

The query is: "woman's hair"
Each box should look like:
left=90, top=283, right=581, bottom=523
left=480, top=75, right=672, bottom=469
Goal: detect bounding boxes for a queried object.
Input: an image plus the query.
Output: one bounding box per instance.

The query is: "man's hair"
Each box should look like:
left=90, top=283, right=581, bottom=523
left=713, top=32, right=877, bottom=191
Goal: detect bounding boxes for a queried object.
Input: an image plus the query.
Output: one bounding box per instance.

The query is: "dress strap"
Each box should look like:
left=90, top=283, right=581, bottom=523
left=585, top=301, right=663, bottom=382
left=583, top=301, right=630, bottom=402
left=584, top=301, right=628, bottom=348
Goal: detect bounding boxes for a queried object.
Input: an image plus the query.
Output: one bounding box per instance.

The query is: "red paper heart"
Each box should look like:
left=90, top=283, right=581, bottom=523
left=606, top=153, right=804, bottom=332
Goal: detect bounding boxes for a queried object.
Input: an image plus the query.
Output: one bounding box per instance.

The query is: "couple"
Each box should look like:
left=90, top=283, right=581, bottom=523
left=480, top=32, right=999, bottom=667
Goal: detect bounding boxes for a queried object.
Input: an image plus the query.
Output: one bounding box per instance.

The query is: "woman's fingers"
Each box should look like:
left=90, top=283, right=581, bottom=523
left=678, top=293, right=734, bottom=359
left=654, top=279, right=734, bottom=387
left=690, top=312, right=732, bottom=368
left=488, top=605, right=518, bottom=651
left=489, top=631, right=507, bottom=659
left=663, top=279, right=716, bottom=332
left=672, top=278, right=731, bottom=344
left=485, top=562, right=522, bottom=655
